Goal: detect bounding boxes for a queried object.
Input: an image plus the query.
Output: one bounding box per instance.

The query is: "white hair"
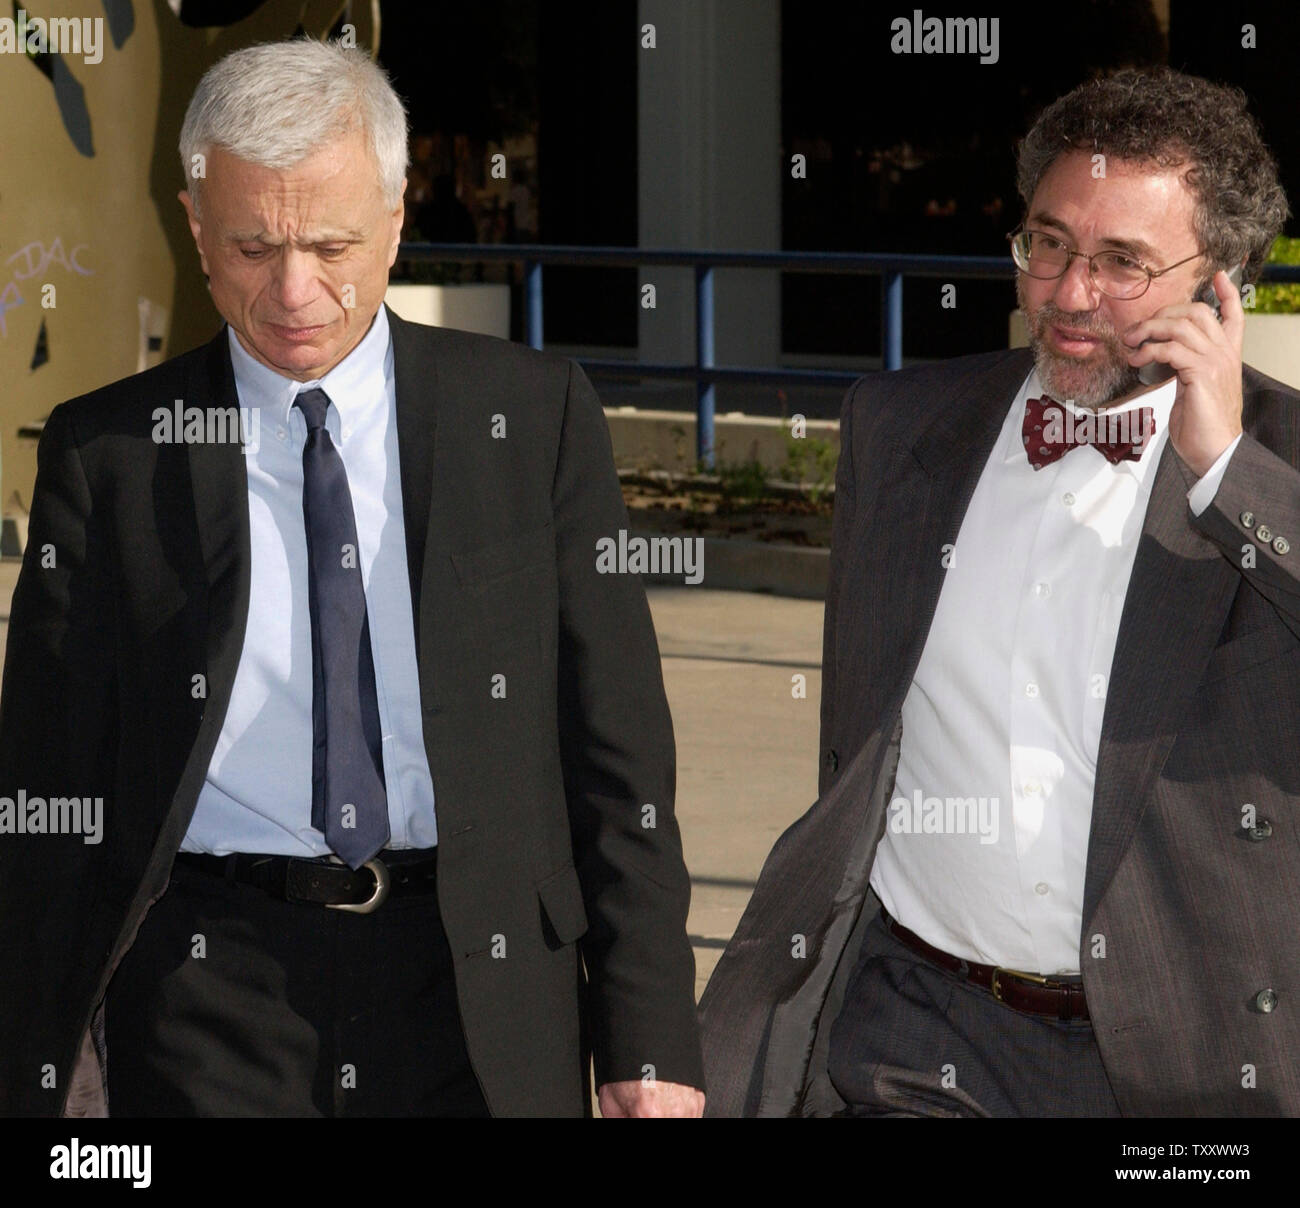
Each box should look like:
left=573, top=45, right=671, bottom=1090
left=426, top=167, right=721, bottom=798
left=179, top=37, right=409, bottom=215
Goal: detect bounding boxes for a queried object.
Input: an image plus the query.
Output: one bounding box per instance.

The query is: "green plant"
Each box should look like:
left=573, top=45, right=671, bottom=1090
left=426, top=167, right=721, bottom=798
left=779, top=434, right=838, bottom=503
left=1251, top=236, right=1300, bottom=313
left=715, top=458, right=769, bottom=502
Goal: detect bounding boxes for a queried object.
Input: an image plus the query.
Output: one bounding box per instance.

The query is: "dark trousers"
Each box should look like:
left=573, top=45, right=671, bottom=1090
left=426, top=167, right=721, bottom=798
left=104, top=853, right=490, bottom=1117
left=827, top=904, right=1123, bottom=1117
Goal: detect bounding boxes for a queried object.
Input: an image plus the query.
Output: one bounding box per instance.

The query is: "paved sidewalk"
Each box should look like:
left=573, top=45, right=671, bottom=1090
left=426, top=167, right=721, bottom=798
left=646, top=587, right=823, bottom=994
left=0, top=562, right=823, bottom=998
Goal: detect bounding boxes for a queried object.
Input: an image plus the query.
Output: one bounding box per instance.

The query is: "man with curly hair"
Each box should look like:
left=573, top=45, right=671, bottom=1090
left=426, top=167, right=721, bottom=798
left=702, top=67, right=1300, bottom=1117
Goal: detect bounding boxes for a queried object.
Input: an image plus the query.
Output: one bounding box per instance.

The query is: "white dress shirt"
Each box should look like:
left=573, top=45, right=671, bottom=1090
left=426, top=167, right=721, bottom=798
left=869, top=369, right=1238, bottom=974
left=182, top=307, right=439, bottom=855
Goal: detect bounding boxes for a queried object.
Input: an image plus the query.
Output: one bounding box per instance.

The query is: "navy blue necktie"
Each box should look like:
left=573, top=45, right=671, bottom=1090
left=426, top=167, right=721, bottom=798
left=295, top=387, right=389, bottom=869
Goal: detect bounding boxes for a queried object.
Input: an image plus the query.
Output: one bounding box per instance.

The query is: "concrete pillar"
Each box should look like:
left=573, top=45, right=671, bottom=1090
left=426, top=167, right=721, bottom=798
left=637, top=1, right=781, bottom=373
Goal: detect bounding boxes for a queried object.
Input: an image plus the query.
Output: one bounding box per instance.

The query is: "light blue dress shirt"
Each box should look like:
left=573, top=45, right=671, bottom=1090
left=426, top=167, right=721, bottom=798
left=182, top=307, right=439, bottom=855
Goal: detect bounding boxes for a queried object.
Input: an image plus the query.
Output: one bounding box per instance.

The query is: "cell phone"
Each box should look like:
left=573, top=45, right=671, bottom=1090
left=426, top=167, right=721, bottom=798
left=1137, top=263, right=1245, bottom=385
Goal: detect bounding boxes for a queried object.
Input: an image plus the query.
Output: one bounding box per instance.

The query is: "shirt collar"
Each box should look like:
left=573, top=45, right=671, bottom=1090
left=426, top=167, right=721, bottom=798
left=1003, top=367, right=1177, bottom=482
left=226, top=306, right=392, bottom=430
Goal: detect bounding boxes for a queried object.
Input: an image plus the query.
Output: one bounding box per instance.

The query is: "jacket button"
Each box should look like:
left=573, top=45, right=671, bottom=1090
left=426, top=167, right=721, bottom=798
left=1240, top=511, right=1255, bottom=528
left=1247, top=819, right=1273, bottom=841
left=1274, top=536, right=1290, bottom=556
left=825, top=749, right=839, bottom=773
left=1256, top=524, right=1273, bottom=543
left=1254, top=988, right=1278, bottom=1013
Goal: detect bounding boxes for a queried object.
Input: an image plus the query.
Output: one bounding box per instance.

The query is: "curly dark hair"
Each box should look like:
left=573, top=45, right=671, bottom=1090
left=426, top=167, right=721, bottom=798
left=1016, top=67, right=1289, bottom=285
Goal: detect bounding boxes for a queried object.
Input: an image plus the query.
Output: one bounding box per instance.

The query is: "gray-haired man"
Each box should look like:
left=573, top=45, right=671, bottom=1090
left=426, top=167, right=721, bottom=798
left=0, top=38, right=704, bottom=1118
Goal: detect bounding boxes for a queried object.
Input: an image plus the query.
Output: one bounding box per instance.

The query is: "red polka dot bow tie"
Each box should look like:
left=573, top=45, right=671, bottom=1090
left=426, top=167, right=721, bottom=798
left=1022, top=396, right=1156, bottom=471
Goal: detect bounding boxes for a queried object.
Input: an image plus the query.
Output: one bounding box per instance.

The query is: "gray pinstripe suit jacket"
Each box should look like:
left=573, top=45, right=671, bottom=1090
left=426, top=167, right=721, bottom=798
left=700, top=347, right=1300, bottom=1117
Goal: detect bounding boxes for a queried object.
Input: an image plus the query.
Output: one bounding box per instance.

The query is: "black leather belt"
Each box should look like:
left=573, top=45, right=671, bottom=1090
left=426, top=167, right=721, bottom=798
left=880, top=907, right=1089, bottom=1021
left=174, top=849, right=438, bottom=914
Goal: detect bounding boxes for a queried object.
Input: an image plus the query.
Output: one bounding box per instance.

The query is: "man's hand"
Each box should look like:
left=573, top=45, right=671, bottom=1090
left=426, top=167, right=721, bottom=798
left=598, top=1079, right=705, bottom=1117
left=1123, top=267, right=1245, bottom=477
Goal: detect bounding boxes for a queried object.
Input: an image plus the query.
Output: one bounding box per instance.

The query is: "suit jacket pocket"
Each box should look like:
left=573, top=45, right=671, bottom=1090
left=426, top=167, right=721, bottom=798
left=536, top=862, right=589, bottom=947
left=451, top=522, right=555, bottom=588
left=1198, top=625, right=1300, bottom=688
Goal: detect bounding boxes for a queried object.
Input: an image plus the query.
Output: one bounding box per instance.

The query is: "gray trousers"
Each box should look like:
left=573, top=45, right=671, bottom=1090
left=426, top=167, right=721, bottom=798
left=827, top=905, right=1123, bottom=1117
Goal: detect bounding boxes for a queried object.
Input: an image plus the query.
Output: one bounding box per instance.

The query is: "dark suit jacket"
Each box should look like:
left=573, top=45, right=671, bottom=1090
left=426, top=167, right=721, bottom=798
left=0, top=306, right=704, bottom=1117
left=700, top=347, right=1300, bottom=1117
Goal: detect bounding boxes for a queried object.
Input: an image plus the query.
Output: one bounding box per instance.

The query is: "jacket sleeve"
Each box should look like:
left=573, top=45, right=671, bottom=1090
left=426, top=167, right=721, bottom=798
left=0, top=403, right=119, bottom=1116
left=549, top=361, right=704, bottom=1092
left=1189, top=432, right=1300, bottom=635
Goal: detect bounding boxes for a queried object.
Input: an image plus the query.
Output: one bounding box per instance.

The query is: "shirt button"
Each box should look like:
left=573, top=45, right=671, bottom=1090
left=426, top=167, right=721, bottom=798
left=1025, top=682, right=1040, bottom=698
left=1240, top=510, right=1255, bottom=528
left=1247, top=819, right=1274, bottom=841
left=1024, top=781, right=1042, bottom=796
left=342, top=427, right=353, bottom=440
left=1033, top=581, right=1051, bottom=598
left=1256, top=524, right=1273, bottom=543
left=1062, top=492, right=1076, bottom=506
left=1035, top=882, right=1050, bottom=896
left=1254, top=988, right=1278, bottom=1013
left=1274, top=536, right=1291, bottom=556
left=276, top=428, right=288, bottom=442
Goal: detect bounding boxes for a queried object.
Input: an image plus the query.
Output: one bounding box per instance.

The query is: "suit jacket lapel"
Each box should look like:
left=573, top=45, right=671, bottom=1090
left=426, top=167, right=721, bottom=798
left=385, top=304, right=439, bottom=651
left=187, top=328, right=252, bottom=692
left=1082, top=439, right=1239, bottom=928
left=154, top=329, right=253, bottom=856
left=910, top=351, right=1032, bottom=479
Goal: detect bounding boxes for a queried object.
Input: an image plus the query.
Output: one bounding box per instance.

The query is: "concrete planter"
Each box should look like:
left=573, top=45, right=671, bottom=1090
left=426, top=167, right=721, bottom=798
left=604, top=407, right=839, bottom=475
left=1239, top=313, right=1300, bottom=389
left=385, top=283, right=510, bottom=339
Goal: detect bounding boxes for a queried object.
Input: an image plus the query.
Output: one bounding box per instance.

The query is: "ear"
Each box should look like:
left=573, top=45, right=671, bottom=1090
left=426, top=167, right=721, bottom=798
left=178, top=189, right=210, bottom=276
left=386, top=179, right=406, bottom=267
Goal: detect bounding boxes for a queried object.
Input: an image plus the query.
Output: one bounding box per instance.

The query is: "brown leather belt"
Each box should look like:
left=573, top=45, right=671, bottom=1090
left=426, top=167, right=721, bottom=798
left=880, top=907, right=1089, bottom=1022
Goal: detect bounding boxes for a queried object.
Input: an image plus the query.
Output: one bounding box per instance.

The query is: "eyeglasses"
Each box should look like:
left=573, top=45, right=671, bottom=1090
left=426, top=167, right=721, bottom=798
left=1007, top=227, right=1202, bottom=300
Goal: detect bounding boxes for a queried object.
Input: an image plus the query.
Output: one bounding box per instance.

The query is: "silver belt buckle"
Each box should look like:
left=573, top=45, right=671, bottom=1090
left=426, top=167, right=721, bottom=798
left=325, top=856, right=391, bottom=914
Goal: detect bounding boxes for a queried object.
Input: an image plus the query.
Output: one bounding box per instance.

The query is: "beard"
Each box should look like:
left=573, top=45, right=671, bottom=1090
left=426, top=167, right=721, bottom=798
left=1016, top=276, right=1141, bottom=409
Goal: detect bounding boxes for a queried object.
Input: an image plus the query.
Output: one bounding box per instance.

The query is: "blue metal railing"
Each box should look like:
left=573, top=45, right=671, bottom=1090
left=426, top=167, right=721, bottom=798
left=395, top=242, right=1300, bottom=468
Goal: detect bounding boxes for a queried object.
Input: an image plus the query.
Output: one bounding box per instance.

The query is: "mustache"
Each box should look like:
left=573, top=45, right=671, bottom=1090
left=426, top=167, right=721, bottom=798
left=1032, top=304, right=1121, bottom=344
